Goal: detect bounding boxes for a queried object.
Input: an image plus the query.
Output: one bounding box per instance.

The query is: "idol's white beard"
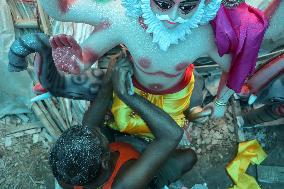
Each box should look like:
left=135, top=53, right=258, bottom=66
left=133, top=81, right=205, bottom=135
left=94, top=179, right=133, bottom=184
left=140, top=0, right=221, bottom=51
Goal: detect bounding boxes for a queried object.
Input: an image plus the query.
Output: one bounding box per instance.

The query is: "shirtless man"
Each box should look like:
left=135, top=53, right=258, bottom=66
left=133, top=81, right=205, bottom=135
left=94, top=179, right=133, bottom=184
left=49, top=58, right=197, bottom=188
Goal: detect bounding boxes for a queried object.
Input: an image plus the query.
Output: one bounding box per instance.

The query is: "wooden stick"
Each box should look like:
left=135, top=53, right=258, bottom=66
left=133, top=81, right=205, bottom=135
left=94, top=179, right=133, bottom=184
left=58, top=98, right=71, bottom=128
left=65, top=99, right=73, bottom=126
left=14, top=19, right=38, bottom=29
left=36, top=101, right=62, bottom=134
left=31, top=103, right=60, bottom=140
left=71, top=100, right=87, bottom=124
left=36, top=0, right=52, bottom=35
left=45, top=98, right=68, bottom=131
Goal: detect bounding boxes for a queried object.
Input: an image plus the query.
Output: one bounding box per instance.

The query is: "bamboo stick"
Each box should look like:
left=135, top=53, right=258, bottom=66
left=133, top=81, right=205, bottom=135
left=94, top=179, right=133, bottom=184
left=36, top=101, right=61, bottom=132
left=45, top=99, right=68, bottom=132
left=14, top=19, right=38, bottom=29
left=71, top=100, right=88, bottom=124
left=31, top=103, right=60, bottom=140
left=7, top=0, right=21, bottom=20
left=65, top=99, right=73, bottom=126
left=36, top=0, right=52, bottom=35
left=58, top=98, right=71, bottom=128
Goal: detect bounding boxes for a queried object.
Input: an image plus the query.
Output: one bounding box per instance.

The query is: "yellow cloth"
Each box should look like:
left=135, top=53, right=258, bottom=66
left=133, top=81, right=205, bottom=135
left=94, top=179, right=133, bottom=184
left=110, top=75, right=195, bottom=138
left=226, top=139, right=267, bottom=189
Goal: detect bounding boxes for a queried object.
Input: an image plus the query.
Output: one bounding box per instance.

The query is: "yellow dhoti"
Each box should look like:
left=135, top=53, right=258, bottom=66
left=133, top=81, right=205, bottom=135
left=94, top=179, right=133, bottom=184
left=110, top=73, right=195, bottom=138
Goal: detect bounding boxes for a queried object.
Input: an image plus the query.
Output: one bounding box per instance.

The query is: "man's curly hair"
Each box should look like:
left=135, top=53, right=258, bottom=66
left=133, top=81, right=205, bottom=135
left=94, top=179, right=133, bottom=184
left=49, top=125, right=104, bottom=185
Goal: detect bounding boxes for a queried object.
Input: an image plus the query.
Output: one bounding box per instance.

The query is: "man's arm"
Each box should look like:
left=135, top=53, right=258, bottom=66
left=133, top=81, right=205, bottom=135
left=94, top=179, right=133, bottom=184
left=82, top=56, right=117, bottom=129
left=82, top=49, right=128, bottom=131
left=111, top=59, right=183, bottom=189
left=82, top=79, right=112, bottom=130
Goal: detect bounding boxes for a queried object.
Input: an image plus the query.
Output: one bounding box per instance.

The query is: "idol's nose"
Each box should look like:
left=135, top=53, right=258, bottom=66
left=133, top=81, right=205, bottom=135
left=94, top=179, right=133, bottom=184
left=168, top=6, right=178, bottom=21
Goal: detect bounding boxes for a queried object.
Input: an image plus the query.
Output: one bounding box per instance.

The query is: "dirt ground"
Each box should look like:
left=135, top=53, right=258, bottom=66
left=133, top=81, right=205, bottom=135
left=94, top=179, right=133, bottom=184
left=181, top=102, right=284, bottom=189
left=0, top=114, right=54, bottom=189
left=0, top=130, right=54, bottom=189
left=0, top=103, right=283, bottom=189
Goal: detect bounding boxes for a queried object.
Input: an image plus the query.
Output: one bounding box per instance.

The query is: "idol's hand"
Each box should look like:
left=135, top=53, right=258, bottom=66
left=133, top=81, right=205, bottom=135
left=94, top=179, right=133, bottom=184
left=50, top=34, right=83, bottom=74
left=112, top=58, right=134, bottom=98
left=203, top=84, right=234, bottom=119
left=186, top=106, right=210, bottom=123
left=203, top=99, right=227, bottom=119
left=186, top=101, right=225, bottom=123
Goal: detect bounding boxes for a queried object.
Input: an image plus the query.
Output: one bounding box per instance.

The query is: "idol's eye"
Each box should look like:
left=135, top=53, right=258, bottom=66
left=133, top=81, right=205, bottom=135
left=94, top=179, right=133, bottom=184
left=179, top=3, right=197, bottom=14
left=153, top=0, right=173, bottom=10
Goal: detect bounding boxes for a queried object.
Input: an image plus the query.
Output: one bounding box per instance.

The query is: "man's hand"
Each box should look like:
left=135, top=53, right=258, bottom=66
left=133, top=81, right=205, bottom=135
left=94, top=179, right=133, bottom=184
left=111, top=58, right=134, bottom=98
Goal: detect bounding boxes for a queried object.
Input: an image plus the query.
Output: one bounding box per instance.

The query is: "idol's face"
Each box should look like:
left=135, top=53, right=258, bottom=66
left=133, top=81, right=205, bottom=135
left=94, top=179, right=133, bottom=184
left=150, top=0, right=200, bottom=28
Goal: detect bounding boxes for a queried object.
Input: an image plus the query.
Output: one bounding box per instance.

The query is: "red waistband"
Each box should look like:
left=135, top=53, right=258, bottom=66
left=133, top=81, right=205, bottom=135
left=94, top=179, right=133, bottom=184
left=133, top=64, right=194, bottom=95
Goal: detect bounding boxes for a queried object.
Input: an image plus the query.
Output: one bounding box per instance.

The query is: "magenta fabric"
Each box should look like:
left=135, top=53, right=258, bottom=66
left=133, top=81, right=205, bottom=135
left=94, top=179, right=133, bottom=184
left=210, top=3, right=268, bottom=93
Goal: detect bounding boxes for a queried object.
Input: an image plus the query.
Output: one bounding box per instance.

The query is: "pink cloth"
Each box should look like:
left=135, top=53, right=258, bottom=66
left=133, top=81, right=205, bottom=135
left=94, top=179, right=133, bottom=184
left=211, top=3, right=268, bottom=93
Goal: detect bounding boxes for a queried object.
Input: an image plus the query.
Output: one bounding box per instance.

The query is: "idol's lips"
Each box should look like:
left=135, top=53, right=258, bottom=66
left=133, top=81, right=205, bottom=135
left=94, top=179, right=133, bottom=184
left=136, top=65, right=182, bottom=78
left=166, top=20, right=176, bottom=25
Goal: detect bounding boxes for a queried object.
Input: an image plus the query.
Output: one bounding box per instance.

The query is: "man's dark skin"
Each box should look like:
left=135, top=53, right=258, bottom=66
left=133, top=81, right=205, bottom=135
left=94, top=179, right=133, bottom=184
left=58, top=58, right=197, bottom=189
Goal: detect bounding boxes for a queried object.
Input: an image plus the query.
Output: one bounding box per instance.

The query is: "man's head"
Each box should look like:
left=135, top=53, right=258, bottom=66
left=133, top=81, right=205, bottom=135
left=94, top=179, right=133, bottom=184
left=49, top=125, right=110, bottom=187
left=150, top=0, right=201, bottom=28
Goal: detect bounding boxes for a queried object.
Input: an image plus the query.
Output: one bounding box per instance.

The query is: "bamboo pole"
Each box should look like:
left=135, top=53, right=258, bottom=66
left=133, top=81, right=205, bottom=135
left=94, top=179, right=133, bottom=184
left=45, top=99, right=68, bottom=131
left=36, top=102, right=61, bottom=131
left=14, top=19, right=38, bottom=29
left=58, top=98, right=71, bottom=128
left=65, top=99, right=73, bottom=126
left=36, top=0, right=52, bottom=35
left=31, top=103, right=61, bottom=140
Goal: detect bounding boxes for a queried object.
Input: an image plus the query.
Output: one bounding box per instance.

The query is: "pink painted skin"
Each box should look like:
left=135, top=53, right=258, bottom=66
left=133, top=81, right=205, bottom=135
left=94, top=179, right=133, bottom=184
left=81, top=48, right=100, bottom=64
left=136, top=57, right=184, bottom=78
left=91, top=22, right=111, bottom=34
left=264, top=0, right=281, bottom=20
left=50, top=34, right=101, bottom=73
left=58, top=0, right=76, bottom=13
left=136, top=63, right=183, bottom=78
left=238, top=52, right=284, bottom=103
left=175, top=62, right=188, bottom=71
left=50, top=34, right=81, bottom=74
left=139, top=17, right=148, bottom=30
left=138, top=58, right=151, bottom=69
left=275, top=105, right=284, bottom=116
left=149, top=83, right=164, bottom=90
